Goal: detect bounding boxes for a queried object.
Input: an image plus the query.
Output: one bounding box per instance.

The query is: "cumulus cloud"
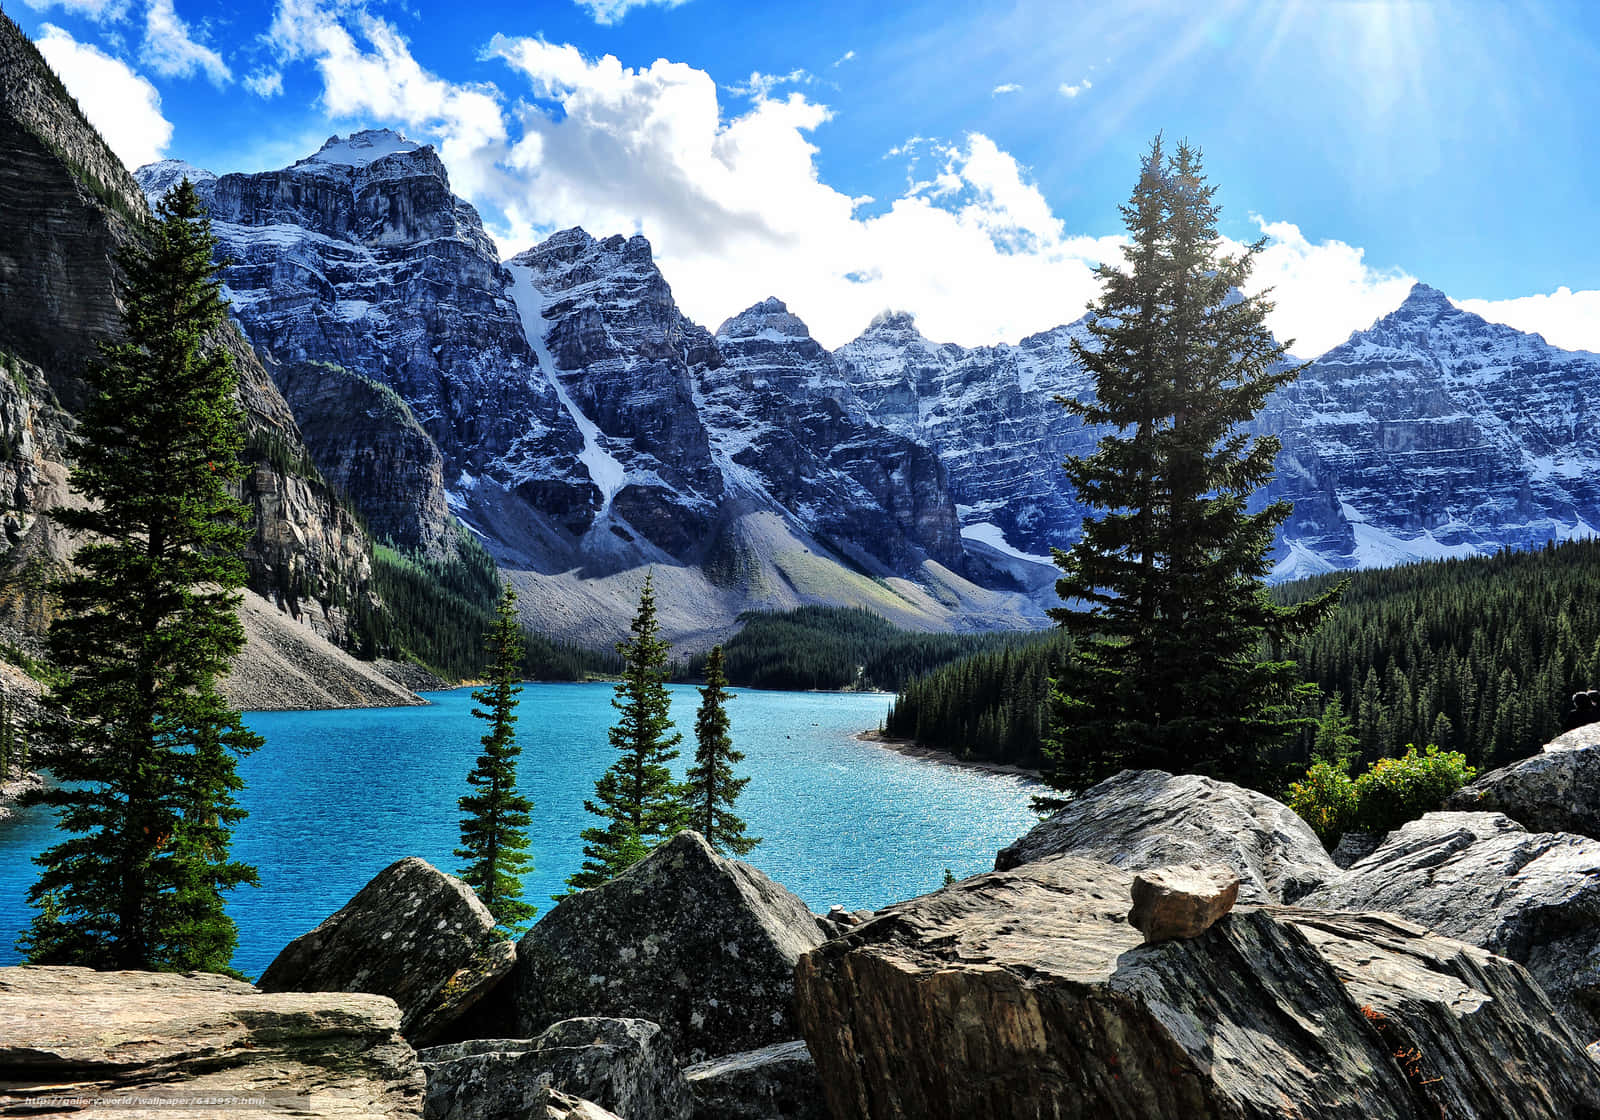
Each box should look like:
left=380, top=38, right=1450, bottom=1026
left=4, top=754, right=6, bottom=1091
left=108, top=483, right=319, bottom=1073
left=243, top=67, right=283, bottom=97
left=1235, top=218, right=1416, bottom=358
left=1059, top=78, right=1092, bottom=98
left=18, top=0, right=130, bottom=23
left=992, top=82, right=1021, bottom=95
left=725, top=68, right=809, bottom=101
left=140, top=0, right=231, bottom=85
left=1453, top=288, right=1600, bottom=354
left=571, top=0, right=689, bottom=26
left=34, top=23, right=172, bottom=168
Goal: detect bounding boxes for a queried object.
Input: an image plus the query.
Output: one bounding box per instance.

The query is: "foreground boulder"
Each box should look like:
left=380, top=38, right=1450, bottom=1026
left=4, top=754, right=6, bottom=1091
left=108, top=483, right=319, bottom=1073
left=1446, top=723, right=1600, bottom=837
left=995, top=769, right=1339, bottom=903
left=419, top=1018, right=690, bottom=1120
left=1301, top=810, right=1600, bottom=1044
left=514, top=831, right=826, bottom=1062
left=684, top=1040, right=826, bottom=1120
left=1128, top=863, right=1239, bottom=942
left=0, top=965, right=424, bottom=1117
left=258, top=857, right=516, bottom=1046
left=794, top=855, right=1600, bottom=1119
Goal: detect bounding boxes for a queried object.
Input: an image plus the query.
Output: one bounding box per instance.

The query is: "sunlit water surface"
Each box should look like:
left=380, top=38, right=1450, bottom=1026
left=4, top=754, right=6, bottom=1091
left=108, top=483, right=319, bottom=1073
left=0, top=684, right=1037, bottom=978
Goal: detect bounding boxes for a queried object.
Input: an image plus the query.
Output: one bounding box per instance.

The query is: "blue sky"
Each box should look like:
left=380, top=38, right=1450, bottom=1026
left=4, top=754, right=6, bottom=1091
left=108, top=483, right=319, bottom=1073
left=13, top=0, right=1600, bottom=355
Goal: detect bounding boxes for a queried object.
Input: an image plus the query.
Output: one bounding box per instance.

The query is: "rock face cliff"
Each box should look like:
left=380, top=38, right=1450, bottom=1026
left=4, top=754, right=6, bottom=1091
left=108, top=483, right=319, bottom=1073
left=148, top=133, right=1046, bottom=645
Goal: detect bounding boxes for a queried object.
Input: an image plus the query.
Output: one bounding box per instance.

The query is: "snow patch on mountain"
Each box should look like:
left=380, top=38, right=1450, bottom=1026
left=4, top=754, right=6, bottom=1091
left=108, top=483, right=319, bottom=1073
left=960, top=522, right=1053, bottom=566
left=300, top=129, right=422, bottom=168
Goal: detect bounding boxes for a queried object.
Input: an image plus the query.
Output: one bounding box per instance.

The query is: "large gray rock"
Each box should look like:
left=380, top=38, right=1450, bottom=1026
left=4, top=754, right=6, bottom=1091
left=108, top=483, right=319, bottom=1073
left=0, top=965, right=424, bottom=1117
left=514, top=831, right=826, bottom=1063
left=259, top=856, right=516, bottom=1046
left=1301, top=810, right=1600, bottom=1045
left=1446, top=723, right=1600, bottom=837
left=794, top=855, right=1600, bottom=1119
left=995, top=769, right=1340, bottom=904
left=684, top=1041, right=826, bottom=1120
left=419, top=1018, right=690, bottom=1120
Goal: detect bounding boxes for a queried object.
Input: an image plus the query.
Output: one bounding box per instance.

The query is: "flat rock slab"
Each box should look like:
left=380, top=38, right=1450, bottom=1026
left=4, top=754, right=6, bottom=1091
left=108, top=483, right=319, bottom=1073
left=0, top=965, right=424, bottom=1117
left=258, top=856, right=513, bottom=1045
left=1128, top=863, right=1240, bottom=942
left=419, top=1018, right=690, bottom=1120
left=995, top=769, right=1339, bottom=904
left=514, top=831, right=825, bottom=1063
left=1301, top=809, right=1600, bottom=1045
left=1447, top=723, right=1600, bottom=837
left=684, top=1040, right=826, bottom=1120
left=794, top=855, right=1600, bottom=1119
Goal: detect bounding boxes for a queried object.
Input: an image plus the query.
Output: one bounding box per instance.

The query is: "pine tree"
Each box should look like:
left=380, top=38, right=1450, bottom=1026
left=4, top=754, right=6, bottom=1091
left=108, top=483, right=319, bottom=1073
left=456, top=584, right=537, bottom=932
left=20, top=180, right=261, bottom=972
left=1042, top=137, right=1337, bottom=800
left=567, top=572, right=682, bottom=889
left=682, top=646, right=759, bottom=856
left=1312, top=693, right=1358, bottom=770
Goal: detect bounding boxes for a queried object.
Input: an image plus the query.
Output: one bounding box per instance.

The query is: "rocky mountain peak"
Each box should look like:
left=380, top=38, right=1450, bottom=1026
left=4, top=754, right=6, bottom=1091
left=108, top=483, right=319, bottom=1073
left=863, top=309, right=922, bottom=337
left=299, top=128, right=424, bottom=168
left=715, top=297, right=813, bottom=342
left=134, top=158, right=216, bottom=208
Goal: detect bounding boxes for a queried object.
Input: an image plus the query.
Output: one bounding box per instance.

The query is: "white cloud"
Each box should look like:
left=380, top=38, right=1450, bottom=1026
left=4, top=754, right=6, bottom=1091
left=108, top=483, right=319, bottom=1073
left=1454, top=288, right=1600, bottom=354
left=726, top=68, right=809, bottom=101
left=571, top=0, right=689, bottom=26
left=831, top=49, right=854, bottom=67
left=1059, top=78, right=1092, bottom=98
left=18, top=0, right=130, bottom=23
left=140, top=0, right=231, bottom=86
left=243, top=67, right=283, bottom=97
left=992, top=82, right=1021, bottom=95
left=34, top=23, right=172, bottom=168
left=1235, top=217, right=1416, bottom=358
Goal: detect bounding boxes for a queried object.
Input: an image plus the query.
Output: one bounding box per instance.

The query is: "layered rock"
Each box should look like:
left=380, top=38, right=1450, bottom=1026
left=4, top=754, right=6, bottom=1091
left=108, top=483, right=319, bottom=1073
left=683, top=1040, right=826, bottom=1120
left=0, top=965, right=425, bottom=1117
left=794, top=855, right=1600, bottom=1119
left=994, top=769, right=1340, bottom=904
left=1445, top=722, right=1600, bottom=836
left=514, top=831, right=826, bottom=1062
left=1300, top=810, right=1600, bottom=1044
left=258, top=857, right=515, bottom=1046
left=419, top=1019, right=691, bottom=1120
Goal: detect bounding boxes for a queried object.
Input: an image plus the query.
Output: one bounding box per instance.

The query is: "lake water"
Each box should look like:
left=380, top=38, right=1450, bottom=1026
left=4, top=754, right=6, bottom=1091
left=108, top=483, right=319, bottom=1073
left=0, top=684, right=1038, bottom=978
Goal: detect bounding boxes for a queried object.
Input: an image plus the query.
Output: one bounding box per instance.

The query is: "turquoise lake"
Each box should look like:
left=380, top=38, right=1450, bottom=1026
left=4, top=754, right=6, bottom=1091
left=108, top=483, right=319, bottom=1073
left=0, top=684, right=1038, bottom=978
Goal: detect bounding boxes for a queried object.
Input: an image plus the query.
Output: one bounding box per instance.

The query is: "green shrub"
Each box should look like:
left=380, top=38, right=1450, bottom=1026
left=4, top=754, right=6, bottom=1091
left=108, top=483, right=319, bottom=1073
left=1285, top=761, right=1358, bottom=846
left=1351, top=745, right=1475, bottom=836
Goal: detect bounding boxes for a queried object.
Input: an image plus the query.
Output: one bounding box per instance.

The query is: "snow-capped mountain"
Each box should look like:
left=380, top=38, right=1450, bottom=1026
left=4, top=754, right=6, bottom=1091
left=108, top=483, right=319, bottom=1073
left=137, top=132, right=1047, bottom=644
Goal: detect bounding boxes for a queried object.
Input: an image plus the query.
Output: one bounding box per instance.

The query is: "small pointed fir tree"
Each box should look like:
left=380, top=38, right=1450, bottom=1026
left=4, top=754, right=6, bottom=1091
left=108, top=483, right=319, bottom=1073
left=1042, top=137, right=1338, bottom=802
left=21, top=179, right=261, bottom=972
left=682, top=646, right=759, bottom=856
left=456, top=584, right=537, bottom=932
left=1312, top=693, right=1359, bottom=770
left=567, top=572, right=682, bottom=889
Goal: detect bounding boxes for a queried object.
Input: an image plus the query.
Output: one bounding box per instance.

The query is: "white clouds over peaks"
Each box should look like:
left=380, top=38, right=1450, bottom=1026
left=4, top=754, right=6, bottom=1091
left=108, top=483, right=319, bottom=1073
left=244, top=68, right=284, bottom=98
left=992, top=83, right=1021, bottom=95
left=571, top=0, right=690, bottom=26
left=1060, top=78, right=1092, bottom=98
left=140, top=0, right=230, bottom=85
left=34, top=23, right=172, bottom=168
left=19, top=0, right=130, bottom=21
left=1454, top=288, right=1600, bottom=355
left=1237, top=218, right=1417, bottom=358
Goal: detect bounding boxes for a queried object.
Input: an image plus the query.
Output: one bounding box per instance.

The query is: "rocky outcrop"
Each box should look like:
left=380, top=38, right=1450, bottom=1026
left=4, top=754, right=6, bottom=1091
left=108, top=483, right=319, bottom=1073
left=1445, top=722, right=1600, bottom=836
left=514, top=831, right=826, bottom=1063
left=683, top=1040, right=826, bottom=1120
left=994, top=769, right=1340, bottom=904
left=0, top=965, right=425, bottom=1117
left=1127, top=863, right=1240, bottom=943
left=259, top=857, right=515, bottom=1046
left=419, top=1019, right=691, bottom=1120
left=794, top=854, right=1600, bottom=1119
left=1301, top=810, right=1600, bottom=1044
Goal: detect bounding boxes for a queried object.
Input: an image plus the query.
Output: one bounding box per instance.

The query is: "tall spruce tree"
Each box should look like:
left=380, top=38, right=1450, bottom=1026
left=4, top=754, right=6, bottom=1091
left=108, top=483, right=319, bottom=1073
left=21, top=180, right=261, bottom=972
left=682, top=646, right=759, bottom=856
left=456, top=584, right=537, bottom=932
left=1042, top=137, right=1337, bottom=800
left=567, top=572, right=682, bottom=889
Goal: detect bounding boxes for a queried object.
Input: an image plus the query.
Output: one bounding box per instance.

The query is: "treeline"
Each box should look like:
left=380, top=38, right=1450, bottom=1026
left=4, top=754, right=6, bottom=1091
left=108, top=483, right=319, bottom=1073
left=886, top=539, right=1600, bottom=773
left=355, top=530, right=619, bottom=682
left=693, top=606, right=1036, bottom=692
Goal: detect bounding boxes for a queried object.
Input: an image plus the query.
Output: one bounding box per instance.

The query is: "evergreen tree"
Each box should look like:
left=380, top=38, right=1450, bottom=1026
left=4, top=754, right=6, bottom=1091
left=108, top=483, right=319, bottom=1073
left=20, top=180, right=261, bottom=972
left=567, top=573, right=682, bottom=889
left=682, top=646, right=759, bottom=856
left=456, top=584, right=537, bottom=932
left=1312, top=693, right=1358, bottom=770
left=1043, top=137, right=1337, bottom=799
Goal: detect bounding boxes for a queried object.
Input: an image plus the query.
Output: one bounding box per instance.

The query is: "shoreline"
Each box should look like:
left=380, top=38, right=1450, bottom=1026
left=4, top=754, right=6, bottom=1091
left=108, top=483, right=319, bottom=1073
left=855, top=729, right=1043, bottom=784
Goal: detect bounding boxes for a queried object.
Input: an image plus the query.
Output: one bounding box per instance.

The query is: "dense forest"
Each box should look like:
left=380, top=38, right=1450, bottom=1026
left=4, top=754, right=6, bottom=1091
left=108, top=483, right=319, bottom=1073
left=689, top=606, right=1036, bottom=692
left=886, top=540, right=1600, bottom=774
left=355, top=529, right=620, bottom=681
